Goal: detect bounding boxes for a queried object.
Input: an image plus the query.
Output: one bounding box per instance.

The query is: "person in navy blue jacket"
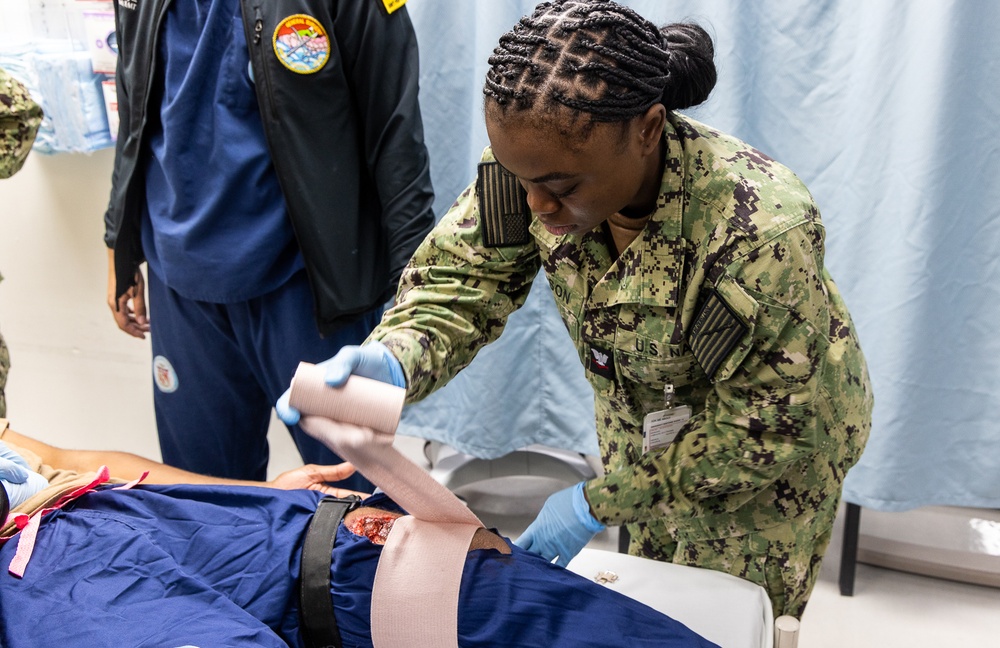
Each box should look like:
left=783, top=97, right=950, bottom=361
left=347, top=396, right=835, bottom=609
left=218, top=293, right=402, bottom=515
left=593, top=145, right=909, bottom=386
left=103, top=0, right=436, bottom=490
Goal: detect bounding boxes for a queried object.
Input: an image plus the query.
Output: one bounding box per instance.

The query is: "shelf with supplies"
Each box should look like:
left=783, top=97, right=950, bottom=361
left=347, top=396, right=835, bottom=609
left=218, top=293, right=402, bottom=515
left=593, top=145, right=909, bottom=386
left=0, top=0, right=117, bottom=154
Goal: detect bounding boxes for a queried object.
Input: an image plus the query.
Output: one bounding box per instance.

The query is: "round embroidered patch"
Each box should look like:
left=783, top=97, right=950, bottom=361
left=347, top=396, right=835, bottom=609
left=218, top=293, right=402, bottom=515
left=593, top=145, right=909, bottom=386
left=272, top=14, right=330, bottom=74
left=153, top=355, right=179, bottom=393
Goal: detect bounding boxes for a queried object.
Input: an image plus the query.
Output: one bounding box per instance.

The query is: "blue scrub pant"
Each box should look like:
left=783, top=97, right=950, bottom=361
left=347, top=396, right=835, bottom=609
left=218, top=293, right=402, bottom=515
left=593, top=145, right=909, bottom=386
left=147, top=268, right=379, bottom=491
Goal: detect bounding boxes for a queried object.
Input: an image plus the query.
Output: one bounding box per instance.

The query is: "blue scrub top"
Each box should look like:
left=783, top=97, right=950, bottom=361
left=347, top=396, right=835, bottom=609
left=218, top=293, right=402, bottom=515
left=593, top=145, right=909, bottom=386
left=142, top=0, right=302, bottom=303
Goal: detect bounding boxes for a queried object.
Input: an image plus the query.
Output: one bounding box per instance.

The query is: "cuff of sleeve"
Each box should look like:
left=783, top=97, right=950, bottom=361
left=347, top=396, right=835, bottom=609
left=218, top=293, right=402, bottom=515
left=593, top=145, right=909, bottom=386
left=367, top=332, right=426, bottom=400
left=573, top=481, right=606, bottom=533
left=365, top=340, right=407, bottom=389
left=386, top=355, right=407, bottom=390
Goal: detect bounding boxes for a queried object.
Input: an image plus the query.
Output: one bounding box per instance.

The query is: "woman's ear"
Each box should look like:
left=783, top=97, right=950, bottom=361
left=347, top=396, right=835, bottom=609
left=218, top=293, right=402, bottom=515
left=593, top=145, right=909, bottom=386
left=638, top=104, right=667, bottom=152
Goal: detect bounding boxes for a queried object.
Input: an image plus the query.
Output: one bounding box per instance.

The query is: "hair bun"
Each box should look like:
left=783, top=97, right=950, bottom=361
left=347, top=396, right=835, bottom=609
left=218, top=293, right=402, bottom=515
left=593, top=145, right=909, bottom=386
left=660, top=23, right=717, bottom=110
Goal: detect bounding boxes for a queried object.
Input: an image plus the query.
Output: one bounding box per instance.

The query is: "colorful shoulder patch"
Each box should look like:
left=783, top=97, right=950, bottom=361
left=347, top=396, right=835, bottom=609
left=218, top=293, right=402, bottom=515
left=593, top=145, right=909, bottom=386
left=380, top=0, right=408, bottom=15
left=272, top=14, right=330, bottom=74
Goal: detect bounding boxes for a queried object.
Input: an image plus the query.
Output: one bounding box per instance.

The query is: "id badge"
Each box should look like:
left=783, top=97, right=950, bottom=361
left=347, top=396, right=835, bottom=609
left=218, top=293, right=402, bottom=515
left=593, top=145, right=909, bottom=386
left=642, top=405, right=691, bottom=454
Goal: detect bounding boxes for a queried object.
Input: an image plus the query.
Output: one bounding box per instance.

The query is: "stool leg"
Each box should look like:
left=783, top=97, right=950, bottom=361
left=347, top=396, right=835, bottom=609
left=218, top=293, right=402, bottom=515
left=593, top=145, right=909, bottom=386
left=839, top=502, right=861, bottom=596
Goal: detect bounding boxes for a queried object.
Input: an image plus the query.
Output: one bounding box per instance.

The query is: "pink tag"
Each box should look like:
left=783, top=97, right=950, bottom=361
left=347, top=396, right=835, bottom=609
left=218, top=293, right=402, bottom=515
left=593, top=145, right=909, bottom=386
left=6, top=468, right=148, bottom=578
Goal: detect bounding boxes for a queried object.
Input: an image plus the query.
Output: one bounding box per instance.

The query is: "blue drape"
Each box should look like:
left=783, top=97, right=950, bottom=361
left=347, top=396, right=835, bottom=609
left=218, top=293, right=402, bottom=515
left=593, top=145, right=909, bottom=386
left=401, top=0, right=1000, bottom=512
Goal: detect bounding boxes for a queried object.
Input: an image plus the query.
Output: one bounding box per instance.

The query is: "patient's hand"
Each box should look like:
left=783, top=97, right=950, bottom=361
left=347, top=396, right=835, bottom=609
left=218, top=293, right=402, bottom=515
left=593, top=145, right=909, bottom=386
left=269, top=462, right=369, bottom=498
left=345, top=506, right=511, bottom=554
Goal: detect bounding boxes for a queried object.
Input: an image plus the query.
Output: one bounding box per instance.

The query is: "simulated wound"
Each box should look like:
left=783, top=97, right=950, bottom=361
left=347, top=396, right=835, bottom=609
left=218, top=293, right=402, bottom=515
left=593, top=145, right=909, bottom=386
left=347, top=514, right=397, bottom=544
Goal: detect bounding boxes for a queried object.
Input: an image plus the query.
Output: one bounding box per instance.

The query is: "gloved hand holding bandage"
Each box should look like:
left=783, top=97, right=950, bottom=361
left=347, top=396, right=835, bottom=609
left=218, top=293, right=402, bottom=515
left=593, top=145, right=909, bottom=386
left=515, top=481, right=605, bottom=567
left=287, top=361, right=482, bottom=528
left=276, top=341, right=405, bottom=425
left=0, top=440, right=49, bottom=509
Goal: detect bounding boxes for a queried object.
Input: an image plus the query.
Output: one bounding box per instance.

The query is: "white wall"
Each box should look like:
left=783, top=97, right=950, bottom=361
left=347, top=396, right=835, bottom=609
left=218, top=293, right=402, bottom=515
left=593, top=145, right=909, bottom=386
left=0, top=148, right=301, bottom=475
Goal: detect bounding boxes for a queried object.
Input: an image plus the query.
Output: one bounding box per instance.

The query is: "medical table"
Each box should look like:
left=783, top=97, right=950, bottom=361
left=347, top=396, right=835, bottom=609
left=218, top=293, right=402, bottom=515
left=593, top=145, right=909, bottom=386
left=567, top=548, right=800, bottom=648
left=423, top=441, right=800, bottom=647
left=422, top=446, right=799, bottom=647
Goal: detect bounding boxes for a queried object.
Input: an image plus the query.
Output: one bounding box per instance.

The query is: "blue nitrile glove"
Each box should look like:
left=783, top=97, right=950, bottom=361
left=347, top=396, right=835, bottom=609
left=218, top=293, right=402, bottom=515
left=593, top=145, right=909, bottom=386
left=0, top=440, right=50, bottom=509
left=515, top=481, right=605, bottom=567
left=276, top=341, right=405, bottom=425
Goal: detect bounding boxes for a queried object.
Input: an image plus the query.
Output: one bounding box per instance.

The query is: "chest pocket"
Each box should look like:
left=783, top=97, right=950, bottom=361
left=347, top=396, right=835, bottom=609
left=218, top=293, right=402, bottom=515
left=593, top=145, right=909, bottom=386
left=616, top=307, right=700, bottom=413
left=222, top=14, right=256, bottom=114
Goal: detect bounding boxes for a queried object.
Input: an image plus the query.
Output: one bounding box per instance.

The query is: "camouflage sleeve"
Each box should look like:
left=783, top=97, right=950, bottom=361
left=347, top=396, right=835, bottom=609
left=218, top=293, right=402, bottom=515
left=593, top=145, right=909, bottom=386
left=588, top=219, right=834, bottom=528
left=368, top=178, right=541, bottom=403
left=0, top=67, right=43, bottom=179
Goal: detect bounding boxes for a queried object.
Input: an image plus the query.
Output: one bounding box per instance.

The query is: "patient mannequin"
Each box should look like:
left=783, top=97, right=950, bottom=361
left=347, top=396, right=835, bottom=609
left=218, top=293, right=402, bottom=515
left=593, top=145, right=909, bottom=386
left=0, top=421, right=715, bottom=648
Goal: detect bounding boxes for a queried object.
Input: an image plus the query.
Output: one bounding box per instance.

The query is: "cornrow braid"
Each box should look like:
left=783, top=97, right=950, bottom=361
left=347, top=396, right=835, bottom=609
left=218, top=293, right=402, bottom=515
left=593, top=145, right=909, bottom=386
left=484, top=0, right=715, bottom=124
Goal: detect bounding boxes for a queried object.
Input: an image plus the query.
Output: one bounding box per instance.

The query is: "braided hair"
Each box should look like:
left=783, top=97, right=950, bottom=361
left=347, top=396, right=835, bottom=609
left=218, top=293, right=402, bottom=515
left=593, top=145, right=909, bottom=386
left=484, top=0, right=716, bottom=128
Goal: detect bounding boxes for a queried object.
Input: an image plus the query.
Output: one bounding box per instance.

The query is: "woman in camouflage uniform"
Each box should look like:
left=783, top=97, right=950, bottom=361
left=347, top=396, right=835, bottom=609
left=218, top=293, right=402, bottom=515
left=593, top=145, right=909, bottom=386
left=280, top=0, right=873, bottom=618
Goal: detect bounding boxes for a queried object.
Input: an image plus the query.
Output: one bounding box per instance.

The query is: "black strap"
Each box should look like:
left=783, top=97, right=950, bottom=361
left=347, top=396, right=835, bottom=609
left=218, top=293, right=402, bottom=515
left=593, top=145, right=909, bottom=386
left=0, top=480, right=9, bottom=525
left=300, top=496, right=360, bottom=648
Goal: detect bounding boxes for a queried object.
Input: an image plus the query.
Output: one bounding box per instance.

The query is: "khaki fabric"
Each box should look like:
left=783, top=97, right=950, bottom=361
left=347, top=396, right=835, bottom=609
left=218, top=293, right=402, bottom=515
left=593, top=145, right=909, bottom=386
left=0, top=439, right=125, bottom=538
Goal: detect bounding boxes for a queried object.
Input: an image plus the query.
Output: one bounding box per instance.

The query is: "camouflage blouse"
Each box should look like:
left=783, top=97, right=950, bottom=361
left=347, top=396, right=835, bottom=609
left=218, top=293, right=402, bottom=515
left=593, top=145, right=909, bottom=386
left=371, top=113, right=873, bottom=538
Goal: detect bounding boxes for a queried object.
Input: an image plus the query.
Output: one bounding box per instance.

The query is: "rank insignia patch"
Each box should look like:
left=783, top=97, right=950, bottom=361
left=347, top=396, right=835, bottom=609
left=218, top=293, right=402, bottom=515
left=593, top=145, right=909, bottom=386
left=588, top=345, right=615, bottom=380
left=273, top=14, right=330, bottom=74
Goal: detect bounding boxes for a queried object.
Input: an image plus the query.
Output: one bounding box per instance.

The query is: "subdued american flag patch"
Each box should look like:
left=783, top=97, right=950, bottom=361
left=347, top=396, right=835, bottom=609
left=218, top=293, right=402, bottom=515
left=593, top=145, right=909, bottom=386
left=688, top=289, right=748, bottom=380
left=477, top=162, right=530, bottom=247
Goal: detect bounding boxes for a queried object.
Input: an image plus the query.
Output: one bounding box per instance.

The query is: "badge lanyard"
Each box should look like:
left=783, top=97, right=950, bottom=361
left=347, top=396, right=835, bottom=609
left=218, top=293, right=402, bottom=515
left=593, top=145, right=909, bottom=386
left=642, top=385, right=692, bottom=454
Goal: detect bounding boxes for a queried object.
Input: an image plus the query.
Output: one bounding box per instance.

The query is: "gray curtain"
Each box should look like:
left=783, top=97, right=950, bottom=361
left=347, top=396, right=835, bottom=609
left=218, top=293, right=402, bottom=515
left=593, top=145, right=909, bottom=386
left=401, top=0, right=1000, bottom=512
